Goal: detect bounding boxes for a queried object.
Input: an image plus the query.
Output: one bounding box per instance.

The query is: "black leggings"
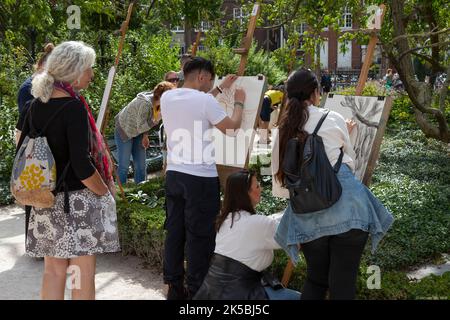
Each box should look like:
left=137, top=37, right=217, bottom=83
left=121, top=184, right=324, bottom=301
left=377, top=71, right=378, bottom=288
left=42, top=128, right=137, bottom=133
left=300, top=228, right=369, bottom=300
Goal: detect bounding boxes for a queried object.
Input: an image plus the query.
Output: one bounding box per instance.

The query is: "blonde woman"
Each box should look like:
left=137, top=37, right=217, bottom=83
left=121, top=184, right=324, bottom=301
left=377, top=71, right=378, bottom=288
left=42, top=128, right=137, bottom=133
left=114, top=81, right=176, bottom=185
left=15, top=41, right=120, bottom=300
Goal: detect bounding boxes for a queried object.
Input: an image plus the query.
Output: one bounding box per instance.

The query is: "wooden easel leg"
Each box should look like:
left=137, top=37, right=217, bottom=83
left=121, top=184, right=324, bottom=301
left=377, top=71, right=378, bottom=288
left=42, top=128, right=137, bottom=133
left=281, top=260, right=295, bottom=287
left=104, top=142, right=128, bottom=203
left=115, top=166, right=127, bottom=203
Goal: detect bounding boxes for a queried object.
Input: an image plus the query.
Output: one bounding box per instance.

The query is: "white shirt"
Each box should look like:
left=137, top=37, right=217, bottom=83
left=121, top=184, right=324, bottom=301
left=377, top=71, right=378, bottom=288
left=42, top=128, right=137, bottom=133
left=161, top=88, right=227, bottom=177
left=214, top=211, right=282, bottom=272
left=272, top=105, right=356, bottom=198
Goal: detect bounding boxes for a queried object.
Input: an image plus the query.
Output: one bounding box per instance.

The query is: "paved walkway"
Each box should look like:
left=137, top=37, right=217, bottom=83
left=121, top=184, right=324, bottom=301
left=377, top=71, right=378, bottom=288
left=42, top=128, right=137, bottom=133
left=0, top=205, right=166, bottom=300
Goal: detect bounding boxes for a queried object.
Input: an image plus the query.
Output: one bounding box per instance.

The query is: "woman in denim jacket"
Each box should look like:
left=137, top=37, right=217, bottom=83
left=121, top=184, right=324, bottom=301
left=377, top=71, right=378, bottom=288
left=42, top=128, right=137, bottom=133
left=273, top=68, right=394, bottom=300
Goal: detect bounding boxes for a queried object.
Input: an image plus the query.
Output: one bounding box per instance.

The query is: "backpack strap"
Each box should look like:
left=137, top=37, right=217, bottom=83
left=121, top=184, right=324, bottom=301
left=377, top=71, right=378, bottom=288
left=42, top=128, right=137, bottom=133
left=333, top=147, right=344, bottom=172
left=53, top=162, right=71, bottom=214
left=27, top=99, right=38, bottom=137
left=312, top=109, right=344, bottom=173
left=29, top=99, right=74, bottom=136
left=41, top=100, right=75, bottom=135
left=313, top=110, right=330, bottom=135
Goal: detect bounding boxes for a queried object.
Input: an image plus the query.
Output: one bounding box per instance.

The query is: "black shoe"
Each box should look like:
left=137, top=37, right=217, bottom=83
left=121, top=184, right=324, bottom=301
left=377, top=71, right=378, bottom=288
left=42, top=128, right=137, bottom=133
left=167, top=283, right=188, bottom=300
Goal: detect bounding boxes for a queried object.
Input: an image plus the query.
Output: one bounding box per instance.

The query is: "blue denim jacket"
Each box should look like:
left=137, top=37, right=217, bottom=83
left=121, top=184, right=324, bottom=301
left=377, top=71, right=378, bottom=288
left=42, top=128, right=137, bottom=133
left=274, top=164, right=394, bottom=264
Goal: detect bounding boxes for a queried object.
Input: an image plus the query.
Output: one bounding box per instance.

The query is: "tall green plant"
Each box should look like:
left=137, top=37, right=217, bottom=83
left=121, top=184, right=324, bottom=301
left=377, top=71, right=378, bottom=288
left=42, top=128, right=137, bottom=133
left=199, top=34, right=287, bottom=85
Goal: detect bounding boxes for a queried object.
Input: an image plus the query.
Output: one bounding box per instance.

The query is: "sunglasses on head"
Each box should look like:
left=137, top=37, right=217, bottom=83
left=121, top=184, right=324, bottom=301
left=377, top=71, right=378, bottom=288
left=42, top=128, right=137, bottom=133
left=244, top=170, right=253, bottom=189
left=167, top=77, right=179, bottom=83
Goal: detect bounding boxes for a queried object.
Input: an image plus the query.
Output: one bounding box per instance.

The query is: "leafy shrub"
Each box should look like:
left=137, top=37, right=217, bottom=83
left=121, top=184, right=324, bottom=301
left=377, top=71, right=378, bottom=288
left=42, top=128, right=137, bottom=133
left=0, top=181, right=14, bottom=206
left=336, top=81, right=385, bottom=97
left=335, top=83, right=416, bottom=127
left=269, top=252, right=450, bottom=300
left=199, top=41, right=287, bottom=85
left=249, top=153, right=288, bottom=215
left=355, top=266, right=450, bottom=300
left=366, top=127, right=450, bottom=270
left=116, top=177, right=166, bottom=267
left=270, top=45, right=304, bottom=73
left=245, top=44, right=287, bottom=86
left=0, top=43, right=29, bottom=205
left=388, top=94, right=416, bottom=127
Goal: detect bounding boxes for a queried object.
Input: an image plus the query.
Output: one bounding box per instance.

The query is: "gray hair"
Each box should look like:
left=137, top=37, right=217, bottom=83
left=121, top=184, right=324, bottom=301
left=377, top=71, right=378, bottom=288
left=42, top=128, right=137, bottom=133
left=31, top=41, right=96, bottom=103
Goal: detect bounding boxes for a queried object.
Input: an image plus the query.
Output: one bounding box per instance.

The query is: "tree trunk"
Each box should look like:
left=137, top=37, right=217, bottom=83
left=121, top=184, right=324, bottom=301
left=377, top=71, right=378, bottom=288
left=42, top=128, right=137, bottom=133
left=184, top=19, right=193, bottom=54
left=315, top=40, right=321, bottom=78
left=423, top=2, right=441, bottom=85
left=384, top=0, right=449, bottom=142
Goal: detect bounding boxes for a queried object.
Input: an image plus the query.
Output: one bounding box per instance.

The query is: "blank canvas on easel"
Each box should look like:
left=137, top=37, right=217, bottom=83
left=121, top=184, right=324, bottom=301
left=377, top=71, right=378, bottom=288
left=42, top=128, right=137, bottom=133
left=213, top=76, right=266, bottom=168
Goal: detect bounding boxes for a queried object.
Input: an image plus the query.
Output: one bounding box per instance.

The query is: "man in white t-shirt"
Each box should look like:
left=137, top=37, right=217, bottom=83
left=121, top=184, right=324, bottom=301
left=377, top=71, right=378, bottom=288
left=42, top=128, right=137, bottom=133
left=160, top=57, right=246, bottom=300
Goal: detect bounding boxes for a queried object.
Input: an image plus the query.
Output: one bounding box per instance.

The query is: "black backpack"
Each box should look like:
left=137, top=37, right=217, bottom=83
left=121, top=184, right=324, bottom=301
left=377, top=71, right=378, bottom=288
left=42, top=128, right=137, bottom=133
left=282, top=110, right=344, bottom=214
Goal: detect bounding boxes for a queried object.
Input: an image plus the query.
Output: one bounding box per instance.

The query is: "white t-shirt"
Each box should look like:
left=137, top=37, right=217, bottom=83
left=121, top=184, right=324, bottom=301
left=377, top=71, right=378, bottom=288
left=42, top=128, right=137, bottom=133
left=161, top=88, right=227, bottom=177
left=214, top=211, right=282, bottom=272
left=272, top=105, right=356, bottom=198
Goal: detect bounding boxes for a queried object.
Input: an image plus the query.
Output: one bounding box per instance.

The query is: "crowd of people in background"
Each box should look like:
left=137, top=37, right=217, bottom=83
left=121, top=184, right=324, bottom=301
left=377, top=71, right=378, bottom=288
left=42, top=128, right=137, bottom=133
left=12, top=41, right=395, bottom=301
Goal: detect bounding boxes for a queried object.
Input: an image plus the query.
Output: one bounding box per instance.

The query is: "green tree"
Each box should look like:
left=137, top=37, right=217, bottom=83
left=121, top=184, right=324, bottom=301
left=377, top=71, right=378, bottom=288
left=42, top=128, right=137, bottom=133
left=380, top=0, right=450, bottom=142
left=255, top=0, right=449, bottom=142
left=153, top=0, right=223, bottom=51
left=254, top=0, right=361, bottom=75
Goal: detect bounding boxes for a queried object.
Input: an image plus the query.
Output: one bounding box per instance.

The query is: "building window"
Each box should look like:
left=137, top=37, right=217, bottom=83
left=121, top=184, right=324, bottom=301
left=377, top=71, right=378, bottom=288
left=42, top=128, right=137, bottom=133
left=340, top=6, right=352, bottom=29
left=171, top=17, right=185, bottom=33
left=297, top=22, right=307, bottom=35
left=233, top=7, right=247, bottom=24
left=195, top=21, right=212, bottom=32
left=171, top=25, right=184, bottom=33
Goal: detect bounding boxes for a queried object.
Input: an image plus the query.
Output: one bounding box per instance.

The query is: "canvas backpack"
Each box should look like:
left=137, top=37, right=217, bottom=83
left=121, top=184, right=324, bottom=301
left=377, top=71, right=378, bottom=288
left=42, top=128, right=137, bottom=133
left=282, top=110, right=344, bottom=214
left=11, top=100, right=71, bottom=209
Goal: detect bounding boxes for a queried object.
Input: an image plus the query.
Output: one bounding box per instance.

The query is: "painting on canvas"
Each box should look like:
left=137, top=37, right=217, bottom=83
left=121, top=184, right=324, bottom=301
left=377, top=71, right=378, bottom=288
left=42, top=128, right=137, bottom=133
left=323, top=94, right=388, bottom=181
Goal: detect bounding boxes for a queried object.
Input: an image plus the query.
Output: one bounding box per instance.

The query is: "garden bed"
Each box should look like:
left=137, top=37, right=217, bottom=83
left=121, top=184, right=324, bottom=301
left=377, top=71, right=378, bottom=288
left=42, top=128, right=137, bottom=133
left=115, top=125, right=449, bottom=299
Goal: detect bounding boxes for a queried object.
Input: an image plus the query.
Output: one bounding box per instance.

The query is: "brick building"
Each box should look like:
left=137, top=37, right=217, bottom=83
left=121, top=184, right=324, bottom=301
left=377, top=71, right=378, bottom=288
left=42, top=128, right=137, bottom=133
left=171, top=1, right=386, bottom=77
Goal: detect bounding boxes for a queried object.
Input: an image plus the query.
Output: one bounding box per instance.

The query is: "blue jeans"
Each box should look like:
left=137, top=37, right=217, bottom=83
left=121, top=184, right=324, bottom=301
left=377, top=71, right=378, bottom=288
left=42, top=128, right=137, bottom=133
left=114, top=129, right=146, bottom=184
left=264, top=286, right=301, bottom=300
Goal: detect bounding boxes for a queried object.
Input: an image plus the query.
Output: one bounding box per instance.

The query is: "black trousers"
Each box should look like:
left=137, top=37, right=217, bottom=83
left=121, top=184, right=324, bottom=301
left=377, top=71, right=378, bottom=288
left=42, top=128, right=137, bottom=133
left=163, top=171, right=220, bottom=296
left=300, top=228, right=369, bottom=300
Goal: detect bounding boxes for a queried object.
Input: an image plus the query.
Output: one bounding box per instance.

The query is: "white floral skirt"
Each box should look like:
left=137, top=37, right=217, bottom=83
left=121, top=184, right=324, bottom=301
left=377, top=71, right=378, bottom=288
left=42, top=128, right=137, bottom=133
left=26, top=188, right=121, bottom=258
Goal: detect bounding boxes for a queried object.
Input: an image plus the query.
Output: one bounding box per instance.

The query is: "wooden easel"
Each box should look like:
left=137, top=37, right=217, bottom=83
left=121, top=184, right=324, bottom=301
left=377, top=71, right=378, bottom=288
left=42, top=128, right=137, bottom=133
left=98, top=1, right=135, bottom=133
left=216, top=2, right=262, bottom=188
left=234, top=3, right=261, bottom=76
left=355, top=4, right=386, bottom=95
left=191, top=31, right=202, bottom=57
left=96, top=1, right=136, bottom=202
left=280, top=4, right=387, bottom=287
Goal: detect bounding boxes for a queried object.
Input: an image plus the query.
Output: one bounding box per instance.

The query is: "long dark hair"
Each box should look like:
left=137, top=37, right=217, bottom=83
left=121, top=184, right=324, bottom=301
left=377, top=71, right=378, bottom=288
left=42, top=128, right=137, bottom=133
left=216, top=170, right=256, bottom=231
left=275, top=68, right=319, bottom=185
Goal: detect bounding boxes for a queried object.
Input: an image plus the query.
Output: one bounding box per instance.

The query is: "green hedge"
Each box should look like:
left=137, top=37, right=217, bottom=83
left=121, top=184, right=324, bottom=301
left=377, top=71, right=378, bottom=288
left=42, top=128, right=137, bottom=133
left=116, top=178, right=166, bottom=267
left=335, top=83, right=417, bottom=128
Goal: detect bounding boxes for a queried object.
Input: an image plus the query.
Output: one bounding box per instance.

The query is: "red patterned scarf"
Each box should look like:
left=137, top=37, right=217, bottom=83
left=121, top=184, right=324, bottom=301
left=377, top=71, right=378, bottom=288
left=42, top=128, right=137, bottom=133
left=55, top=82, right=115, bottom=196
